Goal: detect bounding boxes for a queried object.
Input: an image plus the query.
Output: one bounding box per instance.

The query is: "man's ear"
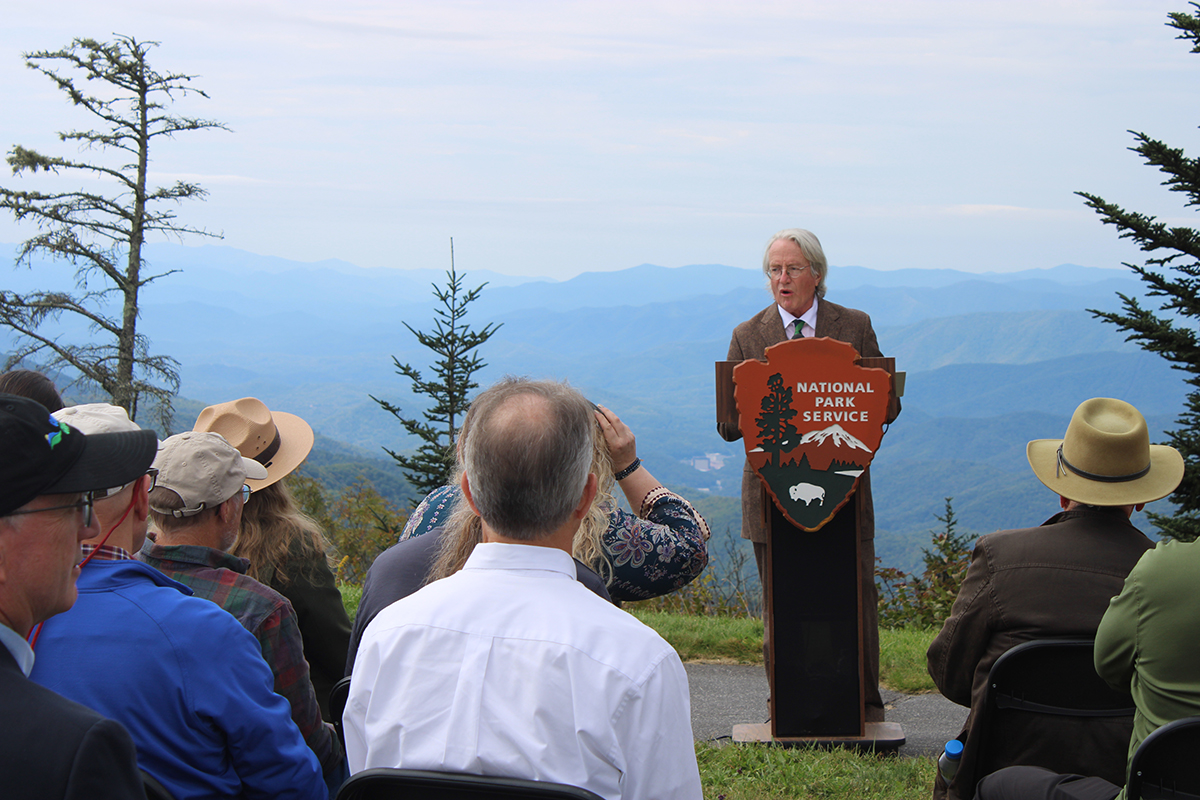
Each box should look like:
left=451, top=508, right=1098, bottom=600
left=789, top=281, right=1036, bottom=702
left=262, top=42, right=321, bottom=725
left=216, top=495, right=237, bottom=524
left=461, top=473, right=482, bottom=516
left=573, top=473, right=598, bottom=520
left=132, top=474, right=151, bottom=523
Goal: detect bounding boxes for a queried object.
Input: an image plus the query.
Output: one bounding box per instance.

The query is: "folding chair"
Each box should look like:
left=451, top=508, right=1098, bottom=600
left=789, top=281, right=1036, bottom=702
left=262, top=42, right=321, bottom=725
left=1126, top=715, right=1200, bottom=800
left=334, top=768, right=605, bottom=800
left=961, top=638, right=1136, bottom=798
left=330, top=675, right=352, bottom=750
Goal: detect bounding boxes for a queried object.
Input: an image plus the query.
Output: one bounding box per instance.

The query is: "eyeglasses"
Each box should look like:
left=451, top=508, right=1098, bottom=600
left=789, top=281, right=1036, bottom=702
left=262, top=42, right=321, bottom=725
left=94, top=468, right=159, bottom=500
left=768, top=265, right=811, bottom=280
left=241, top=484, right=252, bottom=503
left=6, top=493, right=95, bottom=529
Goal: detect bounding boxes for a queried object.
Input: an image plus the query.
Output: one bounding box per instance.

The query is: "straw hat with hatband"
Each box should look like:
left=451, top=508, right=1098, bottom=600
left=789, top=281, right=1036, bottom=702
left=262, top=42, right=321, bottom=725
left=1027, top=397, right=1184, bottom=507
left=193, top=398, right=313, bottom=492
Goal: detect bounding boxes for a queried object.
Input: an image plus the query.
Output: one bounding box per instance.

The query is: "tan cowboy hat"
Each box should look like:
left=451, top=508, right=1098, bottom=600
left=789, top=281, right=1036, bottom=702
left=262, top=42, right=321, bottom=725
left=1027, top=397, right=1183, bottom=507
left=193, top=397, right=313, bottom=491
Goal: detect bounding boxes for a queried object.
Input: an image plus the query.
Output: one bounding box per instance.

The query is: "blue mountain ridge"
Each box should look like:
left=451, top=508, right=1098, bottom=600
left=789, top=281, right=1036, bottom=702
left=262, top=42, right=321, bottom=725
left=0, top=242, right=1182, bottom=574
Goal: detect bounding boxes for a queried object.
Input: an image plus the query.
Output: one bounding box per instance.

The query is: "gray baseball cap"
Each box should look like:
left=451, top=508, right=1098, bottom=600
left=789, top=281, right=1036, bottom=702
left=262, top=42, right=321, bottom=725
left=150, top=431, right=268, bottom=518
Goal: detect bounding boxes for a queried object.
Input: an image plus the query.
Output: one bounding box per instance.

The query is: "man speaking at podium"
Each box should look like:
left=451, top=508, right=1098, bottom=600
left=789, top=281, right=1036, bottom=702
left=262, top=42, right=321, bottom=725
left=717, top=227, right=898, bottom=722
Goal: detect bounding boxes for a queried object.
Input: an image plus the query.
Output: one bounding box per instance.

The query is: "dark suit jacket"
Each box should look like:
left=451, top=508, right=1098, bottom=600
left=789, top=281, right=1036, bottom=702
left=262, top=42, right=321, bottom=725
left=926, top=506, right=1154, bottom=800
left=717, top=299, right=894, bottom=543
left=0, top=644, right=146, bottom=800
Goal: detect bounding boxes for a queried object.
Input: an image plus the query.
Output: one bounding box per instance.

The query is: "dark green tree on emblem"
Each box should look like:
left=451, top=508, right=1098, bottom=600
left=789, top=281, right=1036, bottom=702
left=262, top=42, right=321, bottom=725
left=755, top=373, right=798, bottom=468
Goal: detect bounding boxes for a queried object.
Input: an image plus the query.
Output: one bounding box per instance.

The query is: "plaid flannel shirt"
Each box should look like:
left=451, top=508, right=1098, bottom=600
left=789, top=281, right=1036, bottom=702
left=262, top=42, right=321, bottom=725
left=139, top=542, right=341, bottom=771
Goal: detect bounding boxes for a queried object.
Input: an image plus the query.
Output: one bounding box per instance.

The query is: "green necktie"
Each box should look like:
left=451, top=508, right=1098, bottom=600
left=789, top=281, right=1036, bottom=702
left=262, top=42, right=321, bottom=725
left=792, top=320, right=805, bottom=339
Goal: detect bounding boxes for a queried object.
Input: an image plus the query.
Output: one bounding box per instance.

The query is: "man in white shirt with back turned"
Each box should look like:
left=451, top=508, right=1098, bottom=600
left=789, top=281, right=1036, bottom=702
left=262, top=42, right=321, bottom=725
left=345, top=377, right=701, bottom=800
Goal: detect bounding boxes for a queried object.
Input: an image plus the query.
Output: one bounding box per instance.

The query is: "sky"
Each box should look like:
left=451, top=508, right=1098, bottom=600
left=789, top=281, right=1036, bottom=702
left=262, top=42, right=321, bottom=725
left=2, top=1, right=1199, bottom=280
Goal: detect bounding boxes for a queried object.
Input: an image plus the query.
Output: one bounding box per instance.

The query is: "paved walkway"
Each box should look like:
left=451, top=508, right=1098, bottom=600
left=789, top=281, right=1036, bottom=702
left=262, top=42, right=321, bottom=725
left=685, top=663, right=969, bottom=759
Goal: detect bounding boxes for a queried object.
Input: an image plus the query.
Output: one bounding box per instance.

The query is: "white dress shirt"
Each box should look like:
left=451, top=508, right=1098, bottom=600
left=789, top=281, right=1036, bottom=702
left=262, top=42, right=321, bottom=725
left=0, top=624, right=34, bottom=675
left=346, top=542, right=701, bottom=800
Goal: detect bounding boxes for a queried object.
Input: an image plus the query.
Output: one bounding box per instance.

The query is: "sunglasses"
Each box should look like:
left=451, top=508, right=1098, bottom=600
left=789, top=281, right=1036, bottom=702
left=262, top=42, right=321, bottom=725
left=7, top=493, right=95, bottom=529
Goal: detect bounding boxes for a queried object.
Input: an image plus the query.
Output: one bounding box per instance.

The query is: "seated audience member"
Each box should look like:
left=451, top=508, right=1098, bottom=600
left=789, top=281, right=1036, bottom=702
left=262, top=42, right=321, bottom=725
left=346, top=378, right=702, bottom=800
left=0, top=369, right=65, bottom=411
left=0, top=393, right=154, bottom=800
left=194, top=397, right=352, bottom=721
left=346, top=402, right=612, bottom=673
left=31, top=405, right=326, bottom=800
left=927, top=398, right=1183, bottom=800
left=138, top=431, right=345, bottom=791
left=978, top=530, right=1200, bottom=800
left=399, top=403, right=710, bottom=601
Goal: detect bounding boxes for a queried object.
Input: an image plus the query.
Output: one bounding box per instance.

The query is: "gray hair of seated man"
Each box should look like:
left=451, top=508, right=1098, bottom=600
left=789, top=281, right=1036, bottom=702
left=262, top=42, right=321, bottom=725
left=462, top=377, right=593, bottom=541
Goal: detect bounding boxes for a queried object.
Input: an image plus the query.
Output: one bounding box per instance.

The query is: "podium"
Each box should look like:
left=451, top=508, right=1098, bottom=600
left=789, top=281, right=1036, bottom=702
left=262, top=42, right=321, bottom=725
left=716, top=338, right=905, bottom=748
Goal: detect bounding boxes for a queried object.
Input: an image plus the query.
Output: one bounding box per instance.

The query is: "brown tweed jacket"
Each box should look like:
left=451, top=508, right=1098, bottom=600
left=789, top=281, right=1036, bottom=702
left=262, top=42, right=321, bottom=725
left=717, top=299, right=895, bottom=544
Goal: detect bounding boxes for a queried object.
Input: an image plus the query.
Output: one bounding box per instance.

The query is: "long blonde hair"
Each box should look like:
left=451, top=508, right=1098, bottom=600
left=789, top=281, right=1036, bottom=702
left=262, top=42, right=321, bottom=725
left=428, top=419, right=616, bottom=584
left=232, top=480, right=330, bottom=586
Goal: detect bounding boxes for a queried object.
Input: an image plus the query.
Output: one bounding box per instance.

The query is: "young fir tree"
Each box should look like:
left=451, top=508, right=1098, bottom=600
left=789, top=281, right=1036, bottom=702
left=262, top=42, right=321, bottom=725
left=0, top=36, right=227, bottom=427
left=1076, top=5, right=1200, bottom=541
left=371, top=240, right=501, bottom=496
left=875, top=498, right=973, bottom=628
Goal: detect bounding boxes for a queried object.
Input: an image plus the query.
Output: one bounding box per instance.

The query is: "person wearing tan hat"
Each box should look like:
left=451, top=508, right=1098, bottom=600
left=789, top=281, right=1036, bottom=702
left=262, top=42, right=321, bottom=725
left=139, top=431, right=345, bottom=794
left=926, top=398, right=1184, bottom=800
left=30, top=409, right=327, bottom=800
left=982, top=519, right=1200, bottom=800
left=194, top=396, right=351, bottom=722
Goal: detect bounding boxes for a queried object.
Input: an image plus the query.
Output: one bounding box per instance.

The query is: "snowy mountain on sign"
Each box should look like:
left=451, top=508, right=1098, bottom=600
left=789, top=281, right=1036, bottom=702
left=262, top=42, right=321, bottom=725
left=798, top=424, right=872, bottom=454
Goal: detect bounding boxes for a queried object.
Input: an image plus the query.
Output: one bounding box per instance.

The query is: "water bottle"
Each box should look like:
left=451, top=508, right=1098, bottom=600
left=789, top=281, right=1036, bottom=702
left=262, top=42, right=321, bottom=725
left=938, top=738, right=964, bottom=782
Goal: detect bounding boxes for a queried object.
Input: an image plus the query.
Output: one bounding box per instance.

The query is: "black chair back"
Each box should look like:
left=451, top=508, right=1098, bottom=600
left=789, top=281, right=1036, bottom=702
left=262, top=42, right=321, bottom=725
left=963, top=638, right=1135, bottom=798
left=330, top=675, right=352, bottom=750
left=335, top=768, right=605, bottom=800
left=987, top=638, right=1135, bottom=716
left=1127, top=716, right=1200, bottom=800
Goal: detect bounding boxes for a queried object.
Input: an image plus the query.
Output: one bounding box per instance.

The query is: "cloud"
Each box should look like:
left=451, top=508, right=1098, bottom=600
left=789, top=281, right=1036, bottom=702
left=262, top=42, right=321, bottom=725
left=944, top=204, right=1078, bottom=219
left=150, top=173, right=269, bottom=187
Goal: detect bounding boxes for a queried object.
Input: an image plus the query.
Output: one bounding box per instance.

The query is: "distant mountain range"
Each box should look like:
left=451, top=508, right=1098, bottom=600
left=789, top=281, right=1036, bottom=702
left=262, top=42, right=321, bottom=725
left=1, top=242, right=1182, bottom=574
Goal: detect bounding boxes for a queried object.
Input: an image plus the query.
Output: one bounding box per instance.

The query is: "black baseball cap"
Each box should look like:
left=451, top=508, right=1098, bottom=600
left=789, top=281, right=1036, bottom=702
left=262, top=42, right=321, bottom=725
left=0, top=393, right=158, bottom=516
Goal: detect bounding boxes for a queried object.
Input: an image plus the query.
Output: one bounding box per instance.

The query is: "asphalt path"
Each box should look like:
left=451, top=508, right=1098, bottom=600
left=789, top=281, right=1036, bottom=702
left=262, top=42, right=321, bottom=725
left=685, top=663, right=969, bottom=759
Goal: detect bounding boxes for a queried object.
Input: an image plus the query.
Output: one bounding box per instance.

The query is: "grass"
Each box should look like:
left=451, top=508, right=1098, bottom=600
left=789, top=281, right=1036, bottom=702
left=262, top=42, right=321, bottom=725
left=341, top=583, right=362, bottom=622
left=696, top=740, right=935, bottom=799
left=629, top=609, right=765, bottom=664
left=878, top=626, right=939, bottom=694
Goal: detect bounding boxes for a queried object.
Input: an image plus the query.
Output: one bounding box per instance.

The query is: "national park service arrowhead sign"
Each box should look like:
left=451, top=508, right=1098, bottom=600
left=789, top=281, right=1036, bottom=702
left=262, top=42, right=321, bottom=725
left=733, top=337, right=893, bottom=531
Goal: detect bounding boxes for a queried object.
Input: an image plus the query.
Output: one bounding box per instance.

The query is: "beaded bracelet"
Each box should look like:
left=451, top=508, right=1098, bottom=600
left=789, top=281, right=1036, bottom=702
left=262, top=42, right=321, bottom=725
left=613, top=457, right=642, bottom=481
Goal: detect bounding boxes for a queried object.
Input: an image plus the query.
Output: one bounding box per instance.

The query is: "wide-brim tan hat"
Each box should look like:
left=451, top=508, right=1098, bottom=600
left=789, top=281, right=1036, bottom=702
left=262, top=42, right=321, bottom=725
left=193, top=397, right=313, bottom=491
left=1027, top=397, right=1184, bottom=507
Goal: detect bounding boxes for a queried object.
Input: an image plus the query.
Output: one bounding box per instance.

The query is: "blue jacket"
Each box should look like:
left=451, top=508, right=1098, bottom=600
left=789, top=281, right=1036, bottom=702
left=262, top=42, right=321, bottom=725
left=30, top=558, right=325, bottom=800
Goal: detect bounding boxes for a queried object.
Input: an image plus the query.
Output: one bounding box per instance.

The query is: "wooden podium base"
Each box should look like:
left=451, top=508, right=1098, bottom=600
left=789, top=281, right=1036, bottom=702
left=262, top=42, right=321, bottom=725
left=731, top=721, right=906, bottom=751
